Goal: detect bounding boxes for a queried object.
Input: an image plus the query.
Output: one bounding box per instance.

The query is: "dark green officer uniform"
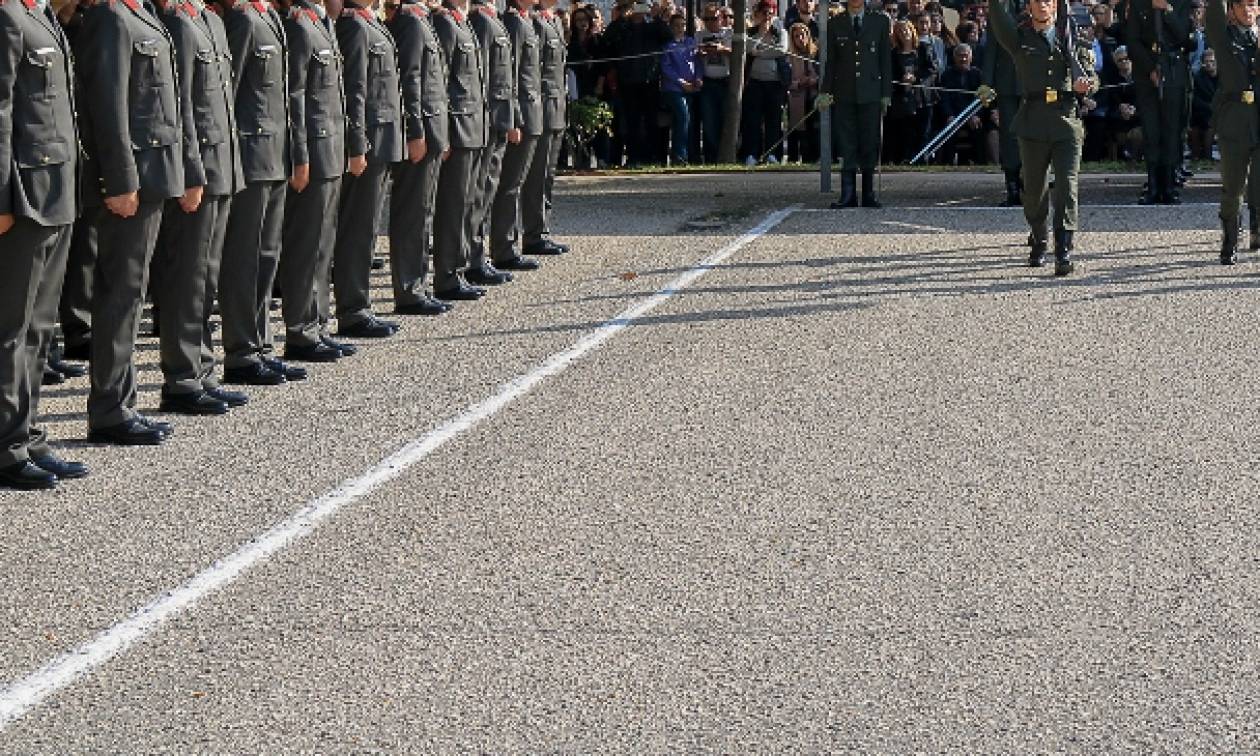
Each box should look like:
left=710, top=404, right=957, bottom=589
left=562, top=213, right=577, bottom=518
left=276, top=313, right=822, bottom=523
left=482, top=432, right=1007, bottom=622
left=1204, top=0, right=1260, bottom=263
left=1128, top=0, right=1193, bottom=204
left=988, top=0, right=1097, bottom=275
left=820, top=5, right=890, bottom=208
left=982, top=0, right=1024, bottom=206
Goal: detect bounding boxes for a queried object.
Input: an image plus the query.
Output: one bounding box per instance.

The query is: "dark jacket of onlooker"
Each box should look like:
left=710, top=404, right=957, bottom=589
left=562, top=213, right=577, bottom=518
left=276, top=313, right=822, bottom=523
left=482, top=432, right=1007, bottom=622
left=603, top=15, right=671, bottom=85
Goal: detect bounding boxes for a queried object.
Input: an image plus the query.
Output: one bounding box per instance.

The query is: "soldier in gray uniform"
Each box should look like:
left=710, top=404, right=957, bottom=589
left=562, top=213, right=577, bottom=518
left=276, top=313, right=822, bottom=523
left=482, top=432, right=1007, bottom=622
left=387, top=0, right=453, bottom=315
left=157, top=0, right=247, bottom=416
left=278, top=0, right=351, bottom=362
left=333, top=0, right=404, bottom=336
left=519, top=0, right=568, bottom=256
left=219, top=0, right=307, bottom=384
left=80, top=0, right=185, bottom=445
left=465, top=0, right=519, bottom=286
left=487, top=0, right=542, bottom=273
left=55, top=0, right=94, bottom=367
left=0, top=0, right=88, bottom=488
left=983, top=1, right=1024, bottom=207
left=1129, top=0, right=1193, bottom=204
left=431, top=0, right=488, bottom=300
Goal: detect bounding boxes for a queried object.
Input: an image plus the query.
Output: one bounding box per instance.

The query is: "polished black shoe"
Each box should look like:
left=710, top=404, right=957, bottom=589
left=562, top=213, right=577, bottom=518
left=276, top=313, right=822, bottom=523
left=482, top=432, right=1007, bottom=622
left=42, top=367, right=65, bottom=386
left=321, top=335, right=357, bottom=356
left=522, top=240, right=566, bottom=256
left=1002, top=180, right=1022, bottom=207
left=860, top=170, right=882, bottom=208
left=88, top=418, right=165, bottom=446
left=207, top=386, right=249, bottom=407
left=1053, top=229, right=1075, bottom=277
left=435, top=283, right=486, bottom=301
left=137, top=414, right=175, bottom=438
left=31, top=454, right=89, bottom=480
left=0, top=460, right=58, bottom=490
left=395, top=298, right=452, bottom=316
left=263, top=357, right=308, bottom=380
left=338, top=317, right=398, bottom=338
left=1222, top=217, right=1240, bottom=266
left=223, top=362, right=286, bottom=386
left=1028, top=237, right=1048, bottom=268
left=464, top=264, right=513, bottom=285
left=284, top=342, right=341, bottom=363
left=62, top=341, right=90, bottom=361
left=830, top=171, right=858, bottom=209
left=160, top=389, right=230, bottom=416
left=495, top=255, right=540, bottom=271
left=49, top=356, right=86, bottom=378
left=1138, top=167, right=1159, bottom=205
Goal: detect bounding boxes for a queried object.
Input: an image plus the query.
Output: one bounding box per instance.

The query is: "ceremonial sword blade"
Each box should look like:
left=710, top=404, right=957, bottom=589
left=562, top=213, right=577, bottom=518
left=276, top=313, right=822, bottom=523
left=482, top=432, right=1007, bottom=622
left=910, top=97, right=984, bottom=165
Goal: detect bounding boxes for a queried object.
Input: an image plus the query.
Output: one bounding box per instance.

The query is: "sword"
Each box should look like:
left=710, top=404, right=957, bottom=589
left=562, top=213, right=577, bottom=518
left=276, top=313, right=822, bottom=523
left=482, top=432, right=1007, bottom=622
left=910, top=97, right=983, bottom=164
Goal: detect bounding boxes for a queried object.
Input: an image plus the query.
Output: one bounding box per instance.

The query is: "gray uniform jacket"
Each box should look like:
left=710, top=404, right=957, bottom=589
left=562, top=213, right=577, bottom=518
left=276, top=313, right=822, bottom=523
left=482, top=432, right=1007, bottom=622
left=431, top=3, right=485, bottom=149
left=225, top=0, right=292, bottom=182
left=503, top=6, right=542, bottom=137
left=284, top=0, right=346, bottom=179
left=533, top=7, right=565, bottom=130
left=79, top=0, right=184, bottom=204
left=337, top=4, right=403, bottom=161
left=0, top=0, right=80, bottom=226
left=162, top=0, right=243, bottom=195
left=388, top=0, right=448, bottom=150
left=470, top=5, right=517, bottom=134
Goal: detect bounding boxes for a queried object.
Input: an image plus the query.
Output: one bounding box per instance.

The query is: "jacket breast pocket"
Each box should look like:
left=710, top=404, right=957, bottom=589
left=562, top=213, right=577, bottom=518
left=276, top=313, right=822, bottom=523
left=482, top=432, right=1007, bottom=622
left=15, top=137, right=70, bottom=169
left=252, top=44, right=281, bottom=87
left=195, top=48, right=224, bottom=94
left=540, top=78, right=560, bottom=100
left=22, top=48, right=59, bottom=101
left=132, top=38, right=169, bottom=88
left=312, top=47, right=337, bottom=89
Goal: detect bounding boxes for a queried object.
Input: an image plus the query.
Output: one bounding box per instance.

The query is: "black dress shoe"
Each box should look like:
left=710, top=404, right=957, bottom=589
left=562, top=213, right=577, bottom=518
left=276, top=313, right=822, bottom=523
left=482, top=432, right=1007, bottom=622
left=523, top=240, right=566, bottom=256
left=137, top=414, right=175, bottom=438
left=284, top=342, right=340, bottom=363
left=207, top=386, right=249, bottom=407
left=62, top=341, right=90, bottom=361
left=494, top=255, right=540, bottom=271
left=263, top=357, right=308, bottom=380
left=88, top=418, right=165, bottom=446
left=159, top=390, right=230, bottom=416
left=0, top=460, right=57, bottom=490
left=338, top=317, right=398, bottom=338
left=223, top=362, right=286, bottom=386
left=435, top=284, right=485, bottom=301
left=465, top=264, right=513, bottom=285
left=31, top=454, right=89, bottom=480
left=395, top=298, right=452, bottom=316
left=49, top=356, right=86, bottom=378
left=42, top=367, right=64, bottom=386
left=321, top=335, right=357, bottom=356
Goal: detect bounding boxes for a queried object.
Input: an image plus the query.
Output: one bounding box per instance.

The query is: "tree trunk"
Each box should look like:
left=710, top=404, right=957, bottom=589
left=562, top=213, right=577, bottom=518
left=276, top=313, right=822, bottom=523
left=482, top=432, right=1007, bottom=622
left=717, top=0, right=747, bottom=163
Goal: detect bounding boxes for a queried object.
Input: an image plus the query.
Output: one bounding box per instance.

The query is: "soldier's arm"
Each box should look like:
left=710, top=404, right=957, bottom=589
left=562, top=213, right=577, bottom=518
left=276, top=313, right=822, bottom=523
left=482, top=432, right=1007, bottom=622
left=82, top=6, right=140, bottom=197
left=0, top=11, right=21, bottom=217
left=395, top=16, right=425, bottom=141
left=433, top=14, right=455, bottom=61
left=470, top=14, right=492, bottom=102
left=981, top=34, right=996, bottom=86
left=165, top=14, right=208, bottom=189
left=1126, top=1, right=1156, bottom=77
left=1203, top=0, right=1238, bottom=81
left=986, top=0, right=1018, bottom=55
left=509, top=21, right=521, bottom=128
left=819, top=21, right=836, bottom=95
left=224, top=8, right=254, bottom=100
left=285, top=17, right=311, bottom=166
left=336, top=17, right=369, bottom=157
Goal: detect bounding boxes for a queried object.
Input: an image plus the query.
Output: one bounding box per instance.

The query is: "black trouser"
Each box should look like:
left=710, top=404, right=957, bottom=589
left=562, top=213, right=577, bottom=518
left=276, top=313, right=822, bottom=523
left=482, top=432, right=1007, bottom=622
left=741, top=78, right=785, bottom=161
left=220, top=179, right=286, bottom=369
left=58, top=214, right=96, bottom=351
left=389, top=151, right=443, bottom=307
left=279, top=176, right=340, bottom=349
left=333, top=159, right=391, bottom=328
left=619, top=81, right=659, bottom=166
left=490, top=134, right=538, bottom=264
left=468, top=131, right=509, bottom=268
left=833, top=99, right=883, bottom=172
left=433, top=146, right=477, bottom=291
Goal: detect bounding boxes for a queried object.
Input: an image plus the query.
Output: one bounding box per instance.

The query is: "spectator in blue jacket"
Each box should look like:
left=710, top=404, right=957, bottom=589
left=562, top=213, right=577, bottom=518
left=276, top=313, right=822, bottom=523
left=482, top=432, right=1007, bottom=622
left=660, top=13, right=703, bottom=164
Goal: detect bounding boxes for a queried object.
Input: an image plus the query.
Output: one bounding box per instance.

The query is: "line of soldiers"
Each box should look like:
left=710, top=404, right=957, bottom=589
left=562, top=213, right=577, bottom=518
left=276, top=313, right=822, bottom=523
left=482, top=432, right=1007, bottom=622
left=0, top=0, right=570, bottom=490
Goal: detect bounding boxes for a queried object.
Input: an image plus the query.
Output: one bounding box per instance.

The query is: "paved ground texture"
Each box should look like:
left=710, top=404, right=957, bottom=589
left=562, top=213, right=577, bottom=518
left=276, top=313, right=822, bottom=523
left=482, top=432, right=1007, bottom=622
left=3, top=170, right=1259, bottom=752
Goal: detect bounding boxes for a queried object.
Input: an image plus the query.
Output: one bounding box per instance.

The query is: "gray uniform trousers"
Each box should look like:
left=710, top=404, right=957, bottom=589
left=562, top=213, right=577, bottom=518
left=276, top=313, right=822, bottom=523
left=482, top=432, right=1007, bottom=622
left=0, top=220, right=72, bottom=467
left=279, top=176, right=341, bottom=348
left=158, top=194, right=231, bottom=395
left=58, top=216, right=96, bottom=350
left=333, top=159, right=390, bottom=327
left=389, top=151, right=442, bottom=306
left=490, top=134, right=538, bottom=263
left=521, top=129, right=562, bottom=247
left=88, top=201, right=166, bottom=429
left=219, top=180, right=286, bottom=369
left=467, top=131, right=509, bottom=268
left=432, top=146, right=478, bottom=291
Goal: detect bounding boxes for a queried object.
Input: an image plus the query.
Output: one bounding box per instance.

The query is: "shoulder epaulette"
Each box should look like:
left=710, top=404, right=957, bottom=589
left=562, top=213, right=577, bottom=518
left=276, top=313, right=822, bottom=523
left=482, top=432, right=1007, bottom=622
left=403, top=3, right=427, bottom=17
left=476, top=4, right=495, bottom=18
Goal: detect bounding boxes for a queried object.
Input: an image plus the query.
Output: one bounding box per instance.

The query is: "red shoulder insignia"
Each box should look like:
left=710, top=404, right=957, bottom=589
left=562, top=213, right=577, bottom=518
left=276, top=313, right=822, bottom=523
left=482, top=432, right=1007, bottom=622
left=121, top=0, right=139, bottom=11
left=251, top=0, right=268, bottom=11
left=181, top=2, right=199, bottom=18
left=20, top=0, right=35, bottom=10
left=477, top=4, right=495, bottom=18
left=355, top=6, right=372, bottom=18
left=403, top=3, right=426, bottom=16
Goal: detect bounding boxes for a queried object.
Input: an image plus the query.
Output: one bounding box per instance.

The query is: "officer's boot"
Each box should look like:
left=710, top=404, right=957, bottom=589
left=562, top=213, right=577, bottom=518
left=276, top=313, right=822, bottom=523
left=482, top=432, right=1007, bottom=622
left=1028, top=229, right=1048, bottom=267
left=860, top=170, right=882, bottom=208
left=1053, top=228, right=1075, bottom=277
left=1138, top=165, right=1159, bottom=205
left=1162, top=165, right=1182, bottom=205
left=1002, top=170, right=1022, bottom=207
left=1221, top=216, right=1240, bottom=266
left=1249, top=205, right=1259, bottom=251
left=832, top=172, right=858, bottom=208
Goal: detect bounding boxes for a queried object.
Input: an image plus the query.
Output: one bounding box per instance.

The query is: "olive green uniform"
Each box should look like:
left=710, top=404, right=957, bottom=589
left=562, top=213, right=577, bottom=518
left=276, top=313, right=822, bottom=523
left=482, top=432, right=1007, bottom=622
left=982, top=1, right=1024, bottom=204
left=1127, top=0, right=1193, bottom=202
left=1204, top=0, right=1260, bottom=259
left=820, top=7, right=890, bottom=206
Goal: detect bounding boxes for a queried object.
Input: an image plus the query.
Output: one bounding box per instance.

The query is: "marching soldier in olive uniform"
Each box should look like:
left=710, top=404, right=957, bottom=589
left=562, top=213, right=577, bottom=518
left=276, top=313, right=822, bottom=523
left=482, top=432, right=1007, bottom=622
left=488, top=0, right=542, bottom=272
left=387, top=0, right=453, bottom=314
left=279, top=0, right=351, bottom=362
left=431, top=0, right=488, bottom=300
left=819, top=0, right=891, bottom=208
left=1128, top=0, right=1193, bottom=204
left=333, top=0, right=404, bottom=336
left=988, top=0, right=1097, bottom=275
left=0, top=0, right=87, bottom=488
left=219, top=0, right=307, bottom=384
left=465, top=0, right=519, bottom=286
left=157, top=0, right=247, bottom=416
left=1204, top=0, right=1260, bottom=264
left=519, top=0, right=568, bottom=256
left=81, top=0, right=185, bottom=445
left=983, top=0, right=1024, bottom=207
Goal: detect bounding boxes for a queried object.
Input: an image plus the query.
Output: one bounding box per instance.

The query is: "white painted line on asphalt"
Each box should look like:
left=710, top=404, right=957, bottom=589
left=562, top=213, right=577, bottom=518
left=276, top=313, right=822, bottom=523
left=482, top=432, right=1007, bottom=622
left=796, top=203, right=1218, bottom=212
left=0, top=205, right=800, bottom=735
left=882, top=220, right=950, bottom=233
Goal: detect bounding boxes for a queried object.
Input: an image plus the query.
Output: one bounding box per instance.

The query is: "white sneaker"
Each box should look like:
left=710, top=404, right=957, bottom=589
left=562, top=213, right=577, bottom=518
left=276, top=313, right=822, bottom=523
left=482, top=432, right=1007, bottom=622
left=766, top=155, right=779, bottom=165
left=744, top=155, right=757, bottom=167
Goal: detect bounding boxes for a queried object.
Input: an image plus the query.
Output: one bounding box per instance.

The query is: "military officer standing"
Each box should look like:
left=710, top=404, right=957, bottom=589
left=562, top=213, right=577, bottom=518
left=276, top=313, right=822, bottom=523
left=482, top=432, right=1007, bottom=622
left=465, top=0, right=520, bottom=286
left=983, top=0, right=1024, bottom=207
left=988, top=0, right=1097, bottom=275
left=333, top=0, right=404, bottom=336
left=1128, top=0, right=1193, bottom=204
left=818, top=0, right=891, bottom=209
left=219, top=0, right=306, bottom=384
left=0, top=0, right=88, bottom=488
left=519, top=0, right=569, bottom=256
left=157, top=0, right=247, bottom=415
left=431, top=0, right=488, bottom=300
left=387, top=0, right=453, bottom=314
left=1204, top=0, right=1260, bottom=264
left=80, top=0, right=185, bottom=445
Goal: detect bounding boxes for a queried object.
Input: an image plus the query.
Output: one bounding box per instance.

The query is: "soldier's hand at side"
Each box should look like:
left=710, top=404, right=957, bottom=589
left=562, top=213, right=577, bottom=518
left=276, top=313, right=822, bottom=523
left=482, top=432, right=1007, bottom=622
left=179, top=185, right=204, bottom=214
left=105, top=191, right=140, bottom=218
left=291, top=164, right=311, bottom=193
left=1152, top=0, right=1169, bottom=10
left=1149, top=70, right=1161, bottom=87
left=442, top=147, right=451, bottom=161
left=0, top=214, right=14, bottom=236
left=408, top=138, right=428, bottom=163
left=1074, top=77, right=1091, bottom=94
left=348, top=154, right=367, bottom=177
left=507, top=128, right=522, bottom=144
